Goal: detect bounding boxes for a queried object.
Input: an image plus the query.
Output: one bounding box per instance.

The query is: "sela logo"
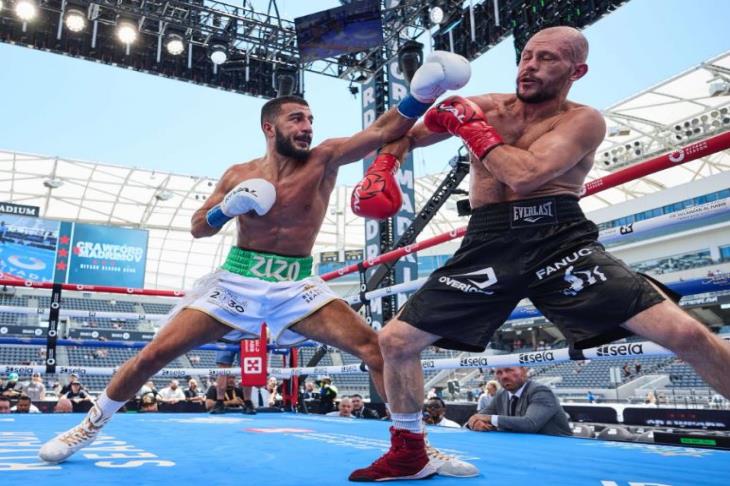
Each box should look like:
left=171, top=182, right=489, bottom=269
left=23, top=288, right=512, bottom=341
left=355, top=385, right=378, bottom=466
left=4, top=366, right=34, bottom=374
left=562, top=265, right=607, bottom=296
left=459, top=356, right=489, bottom=367
left=535, top=248, right=593, bottom=280
left=519, top=351, right=555, bottom=364
left=619, top=223, right=634, bottom=235
left=512, top=201, right=555, bottom=224
left=58, top=367, right=86, bottom=375
left=160, top=369, right=188, bottom=377
left=596, top=343, right=644, bottom=357
left=439, top=267, right=498, bottom=295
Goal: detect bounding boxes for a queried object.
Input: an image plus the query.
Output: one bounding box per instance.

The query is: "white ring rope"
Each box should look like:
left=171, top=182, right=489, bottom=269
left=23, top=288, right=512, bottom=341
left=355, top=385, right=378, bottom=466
left=4, top=337, right=726, bottom=379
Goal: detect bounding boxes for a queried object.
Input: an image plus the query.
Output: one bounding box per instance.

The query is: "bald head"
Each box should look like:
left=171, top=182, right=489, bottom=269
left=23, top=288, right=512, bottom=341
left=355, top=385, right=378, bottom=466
left=527, top=26, right=588, bottom=64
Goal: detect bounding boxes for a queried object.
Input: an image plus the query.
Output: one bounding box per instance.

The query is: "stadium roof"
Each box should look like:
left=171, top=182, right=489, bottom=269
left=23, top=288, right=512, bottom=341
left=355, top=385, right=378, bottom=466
left=0, top=51, right=728, bottom=290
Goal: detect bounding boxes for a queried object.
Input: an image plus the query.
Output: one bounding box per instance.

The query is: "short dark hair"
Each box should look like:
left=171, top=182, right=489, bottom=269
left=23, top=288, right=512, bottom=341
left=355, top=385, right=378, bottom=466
left=18, top=395, right=32, bottom=402
left=427, top=397, right=446, bottom=407
left=350, top=394, right=363, bottom=399
left=260, top=95, right=308, bottom=127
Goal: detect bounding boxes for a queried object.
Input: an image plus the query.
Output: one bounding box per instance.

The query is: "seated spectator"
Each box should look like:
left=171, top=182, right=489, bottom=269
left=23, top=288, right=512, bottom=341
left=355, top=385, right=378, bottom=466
left=158, top=379, right=186, bottom=404
left=138, top=380, right=160, bottom=402
left=1, top=372, right=22, bottom=399
left=54, top=398, right=73, bottom=413
left=139, top=393, right=159, bottom=413
left=252, top=376, right=282, bottom=409
left=466, top=366, right=572, bottom=436
left=60, top=373, right=84, bottom=395
left=184, top=379, right=205, bottom=404
left=326, top=397, right=354, bottom=418
left=11, top=395, right=41, bottom=413
left=0, top=397, right=10, bottom=414
left=205, top=376, right=245, bottom=411
left=64, top=381, right=92, bottom=411
left=23, top=372, right=46, bottom=401
left=645, top=391, right=657, bottom=405
left=350, top=394, right=379, bottom=419
left=477, top=381, right=499, bottom=411
left=302, top=381, right=319, bottom=400
left=424, top=397, right=460, bottom=428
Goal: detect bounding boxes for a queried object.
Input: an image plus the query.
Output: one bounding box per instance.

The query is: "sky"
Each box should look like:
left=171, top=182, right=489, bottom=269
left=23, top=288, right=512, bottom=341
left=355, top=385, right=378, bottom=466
left=1, top=0, right=729, bottom=187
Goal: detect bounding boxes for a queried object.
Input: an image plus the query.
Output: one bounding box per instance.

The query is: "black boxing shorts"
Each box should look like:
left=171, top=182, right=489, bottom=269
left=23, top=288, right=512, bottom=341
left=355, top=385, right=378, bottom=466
left=398, top=195, right=677, bottom=352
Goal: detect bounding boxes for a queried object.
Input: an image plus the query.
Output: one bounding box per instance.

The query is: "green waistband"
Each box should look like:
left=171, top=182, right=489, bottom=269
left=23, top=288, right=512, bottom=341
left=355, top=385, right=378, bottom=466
left=221, top=247, right=312, bottom=282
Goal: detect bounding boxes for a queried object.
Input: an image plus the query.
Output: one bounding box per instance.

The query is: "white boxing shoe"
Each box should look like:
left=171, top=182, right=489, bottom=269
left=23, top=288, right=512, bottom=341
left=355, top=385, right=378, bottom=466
left=426, top=444, right=480, bottom=478
left=38, top=403, right=111, bottom=463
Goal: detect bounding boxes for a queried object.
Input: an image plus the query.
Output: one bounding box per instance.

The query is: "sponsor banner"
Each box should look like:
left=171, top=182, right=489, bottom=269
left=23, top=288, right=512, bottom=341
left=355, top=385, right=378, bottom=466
left=0, top=202, right=40, bottom=217
left=387, top=50, right=418, bottom=311
left=623, top=407, right=730, bottom=431
left=67, top=328, right=155, bottom=341
left=360, top=74, right=383, bottom=331
left=344, top=249, right=363, bottom=261
left=240, top=324, right=267, bottom=387
left=67, top=222, right=148, bottom=287
left=0, top=325, right=47, bottom=337
left=582, top=342, right=669, bottom=359
left=600, top=197, right=730, bottom=246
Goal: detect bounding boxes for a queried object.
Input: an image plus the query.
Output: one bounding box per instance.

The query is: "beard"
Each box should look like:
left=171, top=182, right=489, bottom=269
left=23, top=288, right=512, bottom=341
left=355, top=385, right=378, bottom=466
left=275, top=127, right=310, bottom=161
left=515, top=78, right=563, bottom=104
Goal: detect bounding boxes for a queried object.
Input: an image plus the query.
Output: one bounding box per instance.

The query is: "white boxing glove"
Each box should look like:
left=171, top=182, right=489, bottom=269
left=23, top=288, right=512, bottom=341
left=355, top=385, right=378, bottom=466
left=206, top=178, right=276, bottom=228
left=411, top=51, right=472, bottom=103
left=397, top=50, right=472, bottom=119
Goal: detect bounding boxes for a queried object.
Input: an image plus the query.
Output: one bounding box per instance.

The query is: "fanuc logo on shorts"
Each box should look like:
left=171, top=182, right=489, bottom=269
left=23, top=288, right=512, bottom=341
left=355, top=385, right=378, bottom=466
left=511, top=200, right=556, bottom=228
left=561, top=265, right=607, bottom=297
left=596, top=343, right=644, bottom=357
left=535, top=248, right=593, bottom=280
left=439, top=267, right=498, bottom=295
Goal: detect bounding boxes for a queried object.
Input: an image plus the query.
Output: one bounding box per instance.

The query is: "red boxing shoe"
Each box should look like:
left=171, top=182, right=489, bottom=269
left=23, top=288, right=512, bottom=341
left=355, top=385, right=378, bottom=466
left=349, top=427, right=438, bottom=482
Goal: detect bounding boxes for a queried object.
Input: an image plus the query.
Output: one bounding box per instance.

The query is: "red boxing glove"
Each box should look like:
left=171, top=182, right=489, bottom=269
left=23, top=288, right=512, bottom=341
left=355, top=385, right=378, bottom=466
left=424, top=96, right=503, bottom=159
left=351, top=153, right=403, bottom=219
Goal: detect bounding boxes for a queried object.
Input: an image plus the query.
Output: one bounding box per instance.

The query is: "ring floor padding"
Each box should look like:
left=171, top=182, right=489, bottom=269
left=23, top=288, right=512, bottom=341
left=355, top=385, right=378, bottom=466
left=2, top=413, right=728, bottom=485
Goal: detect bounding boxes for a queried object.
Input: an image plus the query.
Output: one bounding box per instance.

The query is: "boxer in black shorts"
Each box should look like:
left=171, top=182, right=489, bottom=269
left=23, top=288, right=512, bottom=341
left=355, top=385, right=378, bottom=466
left=351, top=26, right=730, bottom=482
left=399, top=194, right=676, bottom=353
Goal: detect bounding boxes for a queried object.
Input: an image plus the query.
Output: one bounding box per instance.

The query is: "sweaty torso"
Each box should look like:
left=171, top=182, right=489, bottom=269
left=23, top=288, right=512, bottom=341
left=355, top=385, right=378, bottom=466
left=468, top=93, right=594, bottom=208
left=228, top=149, right=337, bottom=257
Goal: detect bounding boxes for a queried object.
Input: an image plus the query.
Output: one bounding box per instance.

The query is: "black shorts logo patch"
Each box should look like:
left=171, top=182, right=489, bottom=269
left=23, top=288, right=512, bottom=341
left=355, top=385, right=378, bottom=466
left=438, top=267, right=498, bottom=295
left=510, top=199, right=557, bottom=228
left=561, top=265, right=607, bottom=296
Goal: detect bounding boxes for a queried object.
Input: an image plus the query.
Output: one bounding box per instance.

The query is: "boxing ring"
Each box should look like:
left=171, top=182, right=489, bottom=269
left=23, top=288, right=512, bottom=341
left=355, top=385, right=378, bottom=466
left=3, top=413, right=730, bottom=485
left=2, top=132, right=730, bottom=483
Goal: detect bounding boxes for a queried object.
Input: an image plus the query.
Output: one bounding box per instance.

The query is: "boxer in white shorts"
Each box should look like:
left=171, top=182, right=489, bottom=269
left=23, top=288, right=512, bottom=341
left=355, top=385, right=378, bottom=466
left=39, top=52, right=478, bottom=478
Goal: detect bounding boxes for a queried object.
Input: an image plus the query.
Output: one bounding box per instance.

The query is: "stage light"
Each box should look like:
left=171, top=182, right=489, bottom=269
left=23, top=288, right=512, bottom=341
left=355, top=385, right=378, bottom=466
left=15, top=0, right=38, bottom=22
left=210, top=44, right=228, bottom=65
left=0, top=1, right=4, bottom=13
left=165, top=34, right=185, bottom=56
left=65, top=8, right=86, bottom=33
left=429, top=7, right=445, bottom=25
left=117, top=20, right=138, bottom=45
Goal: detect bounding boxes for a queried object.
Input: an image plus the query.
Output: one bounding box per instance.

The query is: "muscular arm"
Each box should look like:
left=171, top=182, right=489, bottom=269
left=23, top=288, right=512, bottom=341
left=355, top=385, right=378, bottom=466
left=318, top=107, right=418, bottom=168
left=190, top=166, right=238, bottom=238
left=482, top=107, right=605, bottom=196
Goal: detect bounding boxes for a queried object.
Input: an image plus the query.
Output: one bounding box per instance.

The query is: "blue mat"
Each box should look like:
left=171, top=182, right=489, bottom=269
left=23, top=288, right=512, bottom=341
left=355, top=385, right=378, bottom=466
left=1, top=413, right=728, bottom=485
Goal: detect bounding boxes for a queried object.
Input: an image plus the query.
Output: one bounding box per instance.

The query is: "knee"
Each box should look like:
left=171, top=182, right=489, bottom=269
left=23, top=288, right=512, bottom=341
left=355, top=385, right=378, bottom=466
left=378, top=321, right=421, bottom=360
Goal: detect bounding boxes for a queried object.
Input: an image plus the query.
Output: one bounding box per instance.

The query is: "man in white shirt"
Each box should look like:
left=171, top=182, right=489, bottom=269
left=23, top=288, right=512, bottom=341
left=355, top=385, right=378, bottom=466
left=252, top=376, right=281, bottom=409
left=326, top=396, right=354, bottom=418
left=158, top=379, right=186, bottom=404
left=423, top=397, right=460, bottom=428
left=11, top=395, right=41, bottom=413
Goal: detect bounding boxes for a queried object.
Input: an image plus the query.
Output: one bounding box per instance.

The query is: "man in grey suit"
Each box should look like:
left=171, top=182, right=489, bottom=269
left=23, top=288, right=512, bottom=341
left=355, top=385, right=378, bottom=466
left=466, top=367, right=572, bottom=436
